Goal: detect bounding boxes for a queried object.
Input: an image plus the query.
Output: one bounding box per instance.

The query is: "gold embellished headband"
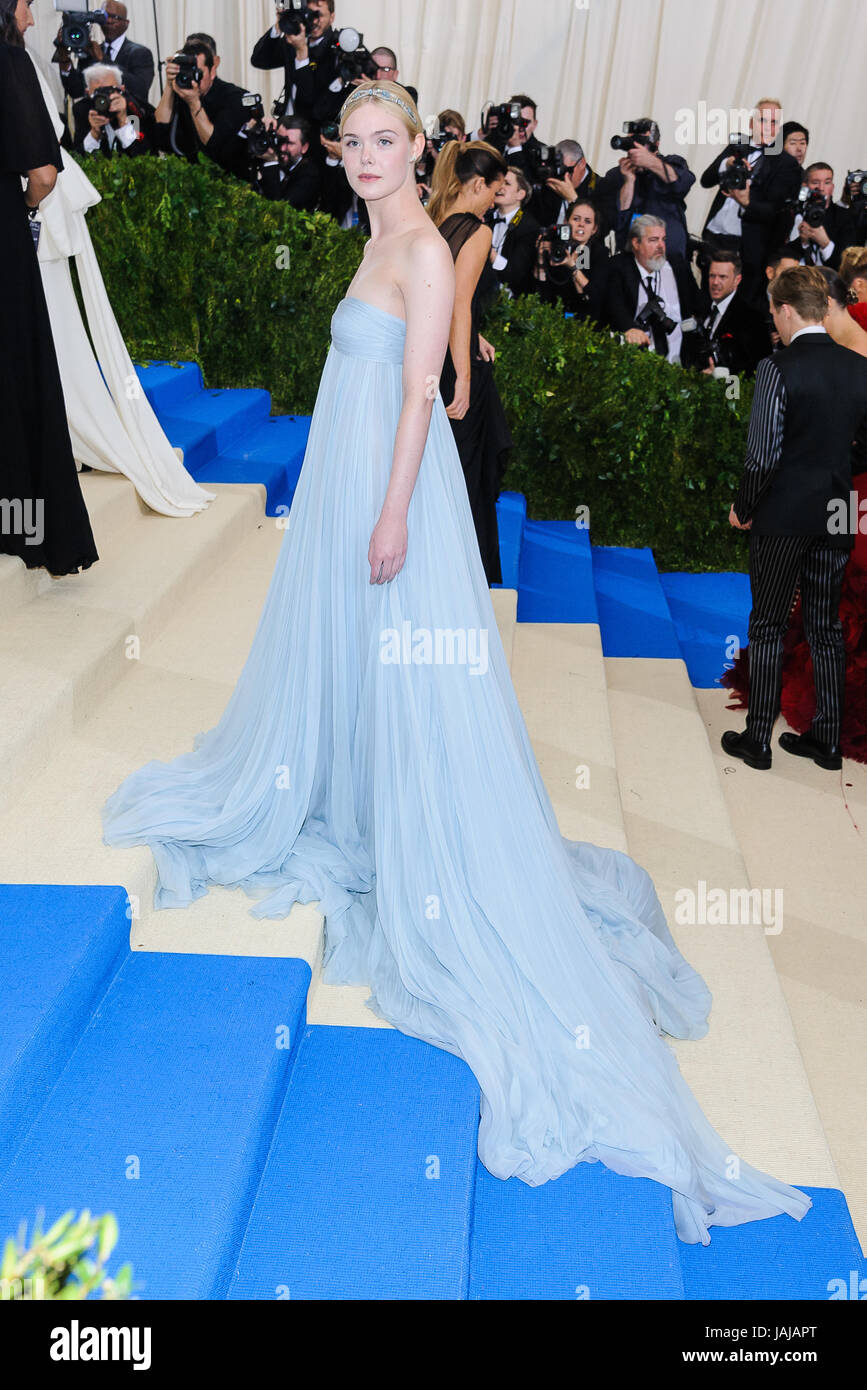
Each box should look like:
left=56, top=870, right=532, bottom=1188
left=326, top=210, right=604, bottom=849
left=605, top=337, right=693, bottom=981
left=340, top=85, right=419, bottom=128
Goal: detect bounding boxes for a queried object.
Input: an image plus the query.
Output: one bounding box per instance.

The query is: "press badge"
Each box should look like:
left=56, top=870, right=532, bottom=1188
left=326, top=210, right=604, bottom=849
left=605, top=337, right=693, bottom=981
left=29, top=215, right=41, bottom=252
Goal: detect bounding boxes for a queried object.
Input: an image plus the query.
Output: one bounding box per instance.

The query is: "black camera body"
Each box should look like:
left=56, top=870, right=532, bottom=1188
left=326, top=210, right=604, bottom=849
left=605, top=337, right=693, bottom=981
left=611, top=119, right=660, bottom=153
left=798, top=186, right=827, bottom=228
left=635, top=295, right=677, bottom=338
left=57, top=9, right=110, bottom=58
left=241, top=93, right=274, bottom=160
left=172, top=52, right=203, bottom=89
left=845, top=169, right=867, bottom=210
left=89, top=84, right=118, bottom=116
left=483, top=100, right=529, bottom=146
left=680, top=315, right=727, bottom=371
left=525, top=144, right=566, bottom=188
left=277, top=2, right=318, bottom=37
left=545, top=224, right=576, bottom=266
left=334, top=28, right=378, bottom=85
left=719, top=157, right=750, bottom=193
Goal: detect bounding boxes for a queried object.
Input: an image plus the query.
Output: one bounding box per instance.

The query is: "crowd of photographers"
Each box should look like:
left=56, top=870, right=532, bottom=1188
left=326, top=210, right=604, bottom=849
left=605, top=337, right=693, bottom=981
left=51, top=1, right=867, bottom=379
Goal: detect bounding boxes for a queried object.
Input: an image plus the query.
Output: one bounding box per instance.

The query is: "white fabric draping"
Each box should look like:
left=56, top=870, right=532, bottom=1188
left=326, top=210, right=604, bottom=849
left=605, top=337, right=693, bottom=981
left=26, top=1, right=867, bottom=235
left=26, top=48, right=216, bottom=517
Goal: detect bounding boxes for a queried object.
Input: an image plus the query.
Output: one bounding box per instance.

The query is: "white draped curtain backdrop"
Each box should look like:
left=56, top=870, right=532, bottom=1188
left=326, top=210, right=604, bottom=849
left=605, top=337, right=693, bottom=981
left=26, top=0, right=867, bottom=233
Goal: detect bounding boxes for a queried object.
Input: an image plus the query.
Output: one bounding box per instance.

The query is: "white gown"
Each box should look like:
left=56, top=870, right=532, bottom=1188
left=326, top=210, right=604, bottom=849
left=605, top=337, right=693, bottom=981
left=27, top=52, right=215, bottom=519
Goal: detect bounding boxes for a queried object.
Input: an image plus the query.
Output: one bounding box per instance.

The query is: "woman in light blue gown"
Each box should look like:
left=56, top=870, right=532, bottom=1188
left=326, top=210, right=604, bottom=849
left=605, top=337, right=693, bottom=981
left=102, top=80, right=811, bottom=1246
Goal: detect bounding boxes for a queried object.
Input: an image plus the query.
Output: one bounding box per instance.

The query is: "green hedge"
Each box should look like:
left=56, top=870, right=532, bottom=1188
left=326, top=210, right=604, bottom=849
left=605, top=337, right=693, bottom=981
left=77, top=154, right=751, bottom=571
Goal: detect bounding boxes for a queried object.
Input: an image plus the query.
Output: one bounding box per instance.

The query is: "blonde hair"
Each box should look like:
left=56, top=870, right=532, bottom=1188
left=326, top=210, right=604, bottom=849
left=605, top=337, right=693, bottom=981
left=840, top=246, right=867, bottom=297
left=338, top=79, right=423, bottom=140
left=427, top=138, right=506, bottom=226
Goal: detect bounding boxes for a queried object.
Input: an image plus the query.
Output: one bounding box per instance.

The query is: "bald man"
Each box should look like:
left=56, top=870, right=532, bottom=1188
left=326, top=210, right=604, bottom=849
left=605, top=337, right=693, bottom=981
left=54, top=1, right=155, bottom=112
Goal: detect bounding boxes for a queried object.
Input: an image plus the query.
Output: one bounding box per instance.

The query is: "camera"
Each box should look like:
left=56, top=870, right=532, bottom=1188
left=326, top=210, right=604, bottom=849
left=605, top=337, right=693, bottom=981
left=171, top=52, right=203, bottom=89
left=845, top=169, right=867, bottom=210
left=241, top=93, right=274, bottom=160
left=635, top=295, right=677, bottom=338
left=797, top=185, right=827, bottom=228
left=482, top=100, right=529, bottom=146
left=321, top=121, right=340, bottom=142
left=610, top=119, right=660, bottom=153
left=277, top=2, right=318, bottom=37
left=334, top=28, right=378, bottom=84
left=680, top=316, right=729, bottom=371
left=89, top=84, right=118, bottom=117
left=56, top=8, right=110, bottom=58
left=525, top=143, right=566, bottom=189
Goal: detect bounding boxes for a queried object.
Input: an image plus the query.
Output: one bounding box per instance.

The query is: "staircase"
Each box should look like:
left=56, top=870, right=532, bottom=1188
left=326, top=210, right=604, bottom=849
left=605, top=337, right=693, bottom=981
left=0, top=373, right=864, bottom=1300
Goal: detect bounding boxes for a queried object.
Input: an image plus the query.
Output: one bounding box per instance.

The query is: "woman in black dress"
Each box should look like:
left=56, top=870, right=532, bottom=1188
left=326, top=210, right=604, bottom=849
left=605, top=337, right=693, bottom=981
left=535, top=198, right=610, bottom=325
left=428, top=141, right=512, bottom=585
left=0, top=0, right=98, bottom=577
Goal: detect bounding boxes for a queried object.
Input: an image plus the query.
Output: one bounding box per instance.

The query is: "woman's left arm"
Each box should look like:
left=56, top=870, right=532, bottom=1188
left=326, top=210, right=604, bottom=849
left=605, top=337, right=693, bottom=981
left=368, top=234, right=456, bottom=585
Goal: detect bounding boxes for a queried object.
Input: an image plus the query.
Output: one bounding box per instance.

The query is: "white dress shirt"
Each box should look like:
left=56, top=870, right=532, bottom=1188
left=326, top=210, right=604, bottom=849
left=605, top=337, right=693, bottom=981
left=706, top=148, right=763, bottom=238
left=705, top=287, right=736, bottom=334
left=269, top=25, right=343, bottom=114
left=491, top=205, right=520, bottom=271
left=791, top=210, right=835, bottom=263
left=635, top=261, right=683, bottom=364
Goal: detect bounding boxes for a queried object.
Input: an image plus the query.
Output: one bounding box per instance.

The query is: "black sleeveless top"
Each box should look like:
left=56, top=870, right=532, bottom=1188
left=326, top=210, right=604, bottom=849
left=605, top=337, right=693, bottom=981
left=438, top=211, right=500, bottom=360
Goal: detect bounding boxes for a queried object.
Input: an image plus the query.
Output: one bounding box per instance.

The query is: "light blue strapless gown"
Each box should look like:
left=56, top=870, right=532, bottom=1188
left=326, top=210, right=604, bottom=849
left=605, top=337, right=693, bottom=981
left=102, top=296, right=811, bottom=1244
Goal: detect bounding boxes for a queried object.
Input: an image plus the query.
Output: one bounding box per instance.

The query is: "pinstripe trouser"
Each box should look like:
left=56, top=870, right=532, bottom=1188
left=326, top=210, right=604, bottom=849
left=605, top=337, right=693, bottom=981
left=745, top=533, right=850, bottom=746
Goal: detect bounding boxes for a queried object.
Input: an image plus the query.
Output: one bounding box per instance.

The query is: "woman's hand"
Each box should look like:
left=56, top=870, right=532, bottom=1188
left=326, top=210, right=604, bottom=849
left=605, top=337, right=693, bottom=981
left=477, top=334, right=496, bottom=362
left=368, top=509, right=408, bottom=585
left=445, top=375, right=471, bottom=419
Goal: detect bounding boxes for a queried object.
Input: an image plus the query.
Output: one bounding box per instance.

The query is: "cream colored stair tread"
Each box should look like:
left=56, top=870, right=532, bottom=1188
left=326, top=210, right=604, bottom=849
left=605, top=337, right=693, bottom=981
left=697, top=684, right=867, bottom=1249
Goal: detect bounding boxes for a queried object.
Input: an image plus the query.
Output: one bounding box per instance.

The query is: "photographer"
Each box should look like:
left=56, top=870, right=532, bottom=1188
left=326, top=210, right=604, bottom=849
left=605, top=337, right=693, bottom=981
left=536, top=199, right=610, bottom=325
left=781, top=120, right=809, bottom=167
left=71, top=63, right=150, bottom=156
left=254, top=115, right=322, bottom=210
left=531, top=139, right=610, bottom=234
left=153, top=41, right=250, bottom=173
left=251, top=1, right=343, bottom=132
left=481, top=94, right=543, bottom=169
left=781, top=162, right=856, bottom=269
left=487, top=166, right=541, bottom=297
left=368, top=46, right=417, bottom=105
left=700, top=98, right=802, bottom=308
left=53, top=1, right=154, bottom=112
left=684, top=250, right=770, bottom=377
left=602, top=118, right=694, bottom=261
left=605, top=214, right=702, bottom=364
left=841, top=169, right=867, bottom=246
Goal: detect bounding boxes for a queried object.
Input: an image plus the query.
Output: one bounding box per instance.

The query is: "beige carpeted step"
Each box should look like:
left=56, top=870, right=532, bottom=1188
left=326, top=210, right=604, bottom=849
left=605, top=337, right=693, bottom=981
left=604, top=655, right=838, bottom=1193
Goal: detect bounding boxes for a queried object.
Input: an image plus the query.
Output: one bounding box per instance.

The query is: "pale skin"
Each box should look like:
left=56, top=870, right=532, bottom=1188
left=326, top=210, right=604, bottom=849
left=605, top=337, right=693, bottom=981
left=442, top=170, right=506, bottom=416
left=339, top=99, right=457, bottom=586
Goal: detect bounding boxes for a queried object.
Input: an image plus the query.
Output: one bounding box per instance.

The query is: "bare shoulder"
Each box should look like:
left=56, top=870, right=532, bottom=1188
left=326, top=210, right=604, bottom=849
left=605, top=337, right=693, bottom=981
left=397, top=223, right=455, bottom=296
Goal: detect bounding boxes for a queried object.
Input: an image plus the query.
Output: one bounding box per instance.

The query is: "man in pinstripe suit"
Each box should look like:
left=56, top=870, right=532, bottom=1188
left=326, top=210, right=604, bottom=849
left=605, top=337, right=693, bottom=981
left=722, top=266, right=867, bottom=771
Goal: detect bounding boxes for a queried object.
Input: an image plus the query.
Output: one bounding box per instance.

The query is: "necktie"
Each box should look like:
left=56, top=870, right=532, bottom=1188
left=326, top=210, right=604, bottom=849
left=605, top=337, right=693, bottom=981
left=644, top=276, right=668, bottom=355
left=706, top=303, right=719, bottom=336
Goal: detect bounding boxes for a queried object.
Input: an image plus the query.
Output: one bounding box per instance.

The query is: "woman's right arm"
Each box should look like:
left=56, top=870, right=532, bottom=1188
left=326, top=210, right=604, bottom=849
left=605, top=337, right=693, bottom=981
left=25, top=164, right=57, bottom=209
left=446, top=225, right=491, bottom=420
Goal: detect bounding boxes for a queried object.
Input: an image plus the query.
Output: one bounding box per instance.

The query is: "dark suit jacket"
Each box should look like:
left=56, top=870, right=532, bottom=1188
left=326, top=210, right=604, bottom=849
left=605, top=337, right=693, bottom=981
left=692, top=289, right=772, bottom=376
left=601, top=154, right=695, bottom=260
left=539, top=237, right=610, bottom=324
left=529, top=165, right=612, bottom=237
left=734, top=333, right=867, bottom=543
left=258, top=155, right=322, bottom=211
left=58, top=36, right=155, bottom=111
left=488, top=207, right=542, bottom=296
left=153, top=78, right=250, bottom=171
left=780, top=200, right=857, bottom=270
left=71, top=96, right=151, bottom=155
left=251, top=26, right=342, bottom=127
left=700, top=144, right=802, bottom=274
left=604, top=252, right=703, bottom=348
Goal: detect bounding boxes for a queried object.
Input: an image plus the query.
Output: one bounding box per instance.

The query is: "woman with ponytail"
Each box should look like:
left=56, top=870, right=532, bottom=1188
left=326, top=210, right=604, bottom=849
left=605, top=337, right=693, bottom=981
left=429, top=138, right=513, bottom=585
left=0, top=0, right=98, bottom=576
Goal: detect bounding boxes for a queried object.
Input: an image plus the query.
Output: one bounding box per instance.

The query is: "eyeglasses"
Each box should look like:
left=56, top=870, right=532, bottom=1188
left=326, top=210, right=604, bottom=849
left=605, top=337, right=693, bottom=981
left=377, top=65, right=396, bottom=73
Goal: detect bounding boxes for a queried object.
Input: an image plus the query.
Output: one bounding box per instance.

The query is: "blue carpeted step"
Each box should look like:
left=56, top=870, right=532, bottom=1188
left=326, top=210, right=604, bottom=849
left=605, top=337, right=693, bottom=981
left=678, top=1187, right=867, bottom=1300
left=494, top=491, right=526, bottom=590
left=591, top=546, right=682, bottom=659
left=660, top=571, right=752, bottom=688
left=468, top=1160, right=685, bottom=1300
left=135, top=361, right=204, bottom=414
left=156, top=413, right=220, bottom=477
left=0, top=952, right=311, bottom=1300
left=170, top=388, right=272, bottom=456
left=209, top=415, right=311, bottom=516
left=517, top=519, right=598, bottom=622
left=228, top=1026, right=480, bottom=1300
left=0, top=885, right=130, bottom=1182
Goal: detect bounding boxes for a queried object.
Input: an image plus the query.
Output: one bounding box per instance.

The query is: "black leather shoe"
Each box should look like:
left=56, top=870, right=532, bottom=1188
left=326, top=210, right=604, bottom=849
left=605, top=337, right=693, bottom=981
left=779, top=730, right=842, bottom=770
left=721, top=729, right=772, bottom=770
